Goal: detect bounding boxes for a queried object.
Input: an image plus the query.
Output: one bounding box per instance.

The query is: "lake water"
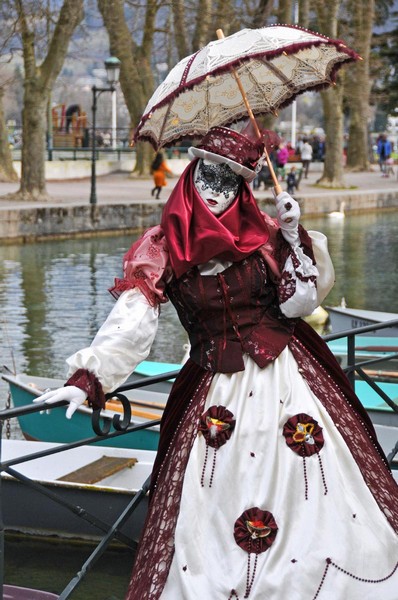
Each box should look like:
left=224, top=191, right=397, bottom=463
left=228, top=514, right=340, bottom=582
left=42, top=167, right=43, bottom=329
left=1, top=210, right=398, bottom=408
left=1, top=209, right=398, bottom=597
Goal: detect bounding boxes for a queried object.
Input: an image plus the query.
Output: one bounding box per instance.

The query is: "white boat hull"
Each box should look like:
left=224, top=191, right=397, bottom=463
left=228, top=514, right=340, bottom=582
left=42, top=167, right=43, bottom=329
left=327, top=306, right=398, bottom=337
left=1, top=440, right=154, bottom=542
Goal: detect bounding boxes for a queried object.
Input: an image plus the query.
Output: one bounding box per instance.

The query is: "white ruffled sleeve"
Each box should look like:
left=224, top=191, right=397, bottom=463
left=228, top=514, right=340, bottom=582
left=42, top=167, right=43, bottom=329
left=277, top=230, right=335, bottom=319
left=307, top=230, right=335, bottom=304
left=66, top=288, right=159, bottom=393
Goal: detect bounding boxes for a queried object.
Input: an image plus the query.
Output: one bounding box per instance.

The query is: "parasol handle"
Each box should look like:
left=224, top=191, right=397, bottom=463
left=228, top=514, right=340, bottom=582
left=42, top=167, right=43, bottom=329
left=216, top=29, right=282, bottom=195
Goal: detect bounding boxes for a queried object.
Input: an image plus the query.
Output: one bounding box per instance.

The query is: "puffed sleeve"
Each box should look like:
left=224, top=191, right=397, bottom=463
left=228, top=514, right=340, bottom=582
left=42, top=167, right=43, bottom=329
left=66, top=288, right=159, bottom=394
left=66, top=226, right=173, bottom=395
left=109, top=225, right=173, bottom=307
left=307, top=230, right=335, bottom=304
left=277, top=229, right=334, bottom=318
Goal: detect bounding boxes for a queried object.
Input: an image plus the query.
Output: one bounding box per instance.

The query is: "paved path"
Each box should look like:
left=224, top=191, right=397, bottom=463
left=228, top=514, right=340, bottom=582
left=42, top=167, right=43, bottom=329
left=0, top=164, right=397, bottom=210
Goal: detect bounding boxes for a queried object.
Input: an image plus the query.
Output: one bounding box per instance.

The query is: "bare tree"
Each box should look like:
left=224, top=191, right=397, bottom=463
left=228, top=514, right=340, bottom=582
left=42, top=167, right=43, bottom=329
left=0, top=86, right=18, bottom=182
left=3, top=0, right=84, bottom=201
left=298, top=0, right=310, bottom=27
left=192, top=0, right=213, bottom=50
left=172, top=0, right=190, bottom=59
left=251, top=0, right=274, bottom=26
left=277, top=0, right=293, bottom=23
left=97, top=0, right=159, bottom=174
left=345, top=0, right=375, bottom=170
left=314, top=0, right=347, bottom=187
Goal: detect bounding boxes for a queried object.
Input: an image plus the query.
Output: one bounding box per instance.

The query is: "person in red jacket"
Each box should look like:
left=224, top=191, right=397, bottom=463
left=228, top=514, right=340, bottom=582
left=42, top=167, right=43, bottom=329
left=151, top=152, right=172, bottom=199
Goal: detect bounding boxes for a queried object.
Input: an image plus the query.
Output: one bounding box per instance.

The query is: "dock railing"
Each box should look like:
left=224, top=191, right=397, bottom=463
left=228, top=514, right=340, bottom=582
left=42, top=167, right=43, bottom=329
left=0, top=369, right=179, bottom=600
left=1, top=321, right=398, bottom=598
left=323, top=318, right=398, bottom=412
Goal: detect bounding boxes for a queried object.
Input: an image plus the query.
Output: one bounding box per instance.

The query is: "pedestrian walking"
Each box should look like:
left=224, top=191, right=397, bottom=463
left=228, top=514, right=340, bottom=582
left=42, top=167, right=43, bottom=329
left=300, top=138, right=313, bottom=178
left=377, top=134, right=392, bottom=176
left=151, top=152, right=172, bottom=198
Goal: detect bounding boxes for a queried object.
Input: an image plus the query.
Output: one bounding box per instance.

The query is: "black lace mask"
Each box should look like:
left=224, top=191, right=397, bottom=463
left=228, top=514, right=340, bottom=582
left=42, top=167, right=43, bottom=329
left=195, top=160, right=241, bottom=198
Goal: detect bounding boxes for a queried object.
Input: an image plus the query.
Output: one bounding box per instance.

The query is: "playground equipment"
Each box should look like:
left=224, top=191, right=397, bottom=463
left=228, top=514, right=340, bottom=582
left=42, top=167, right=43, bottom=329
left=51, top=104, right=88, bottom=148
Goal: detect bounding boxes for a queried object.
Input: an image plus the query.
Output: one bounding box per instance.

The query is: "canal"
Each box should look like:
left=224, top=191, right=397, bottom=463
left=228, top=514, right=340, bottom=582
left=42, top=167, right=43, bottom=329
left=2, top=210, right=398, bottom=397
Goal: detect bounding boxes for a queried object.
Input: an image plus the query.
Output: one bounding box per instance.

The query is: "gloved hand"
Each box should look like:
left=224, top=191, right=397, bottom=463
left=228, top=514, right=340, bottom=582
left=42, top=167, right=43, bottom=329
left=33, top=385, right=87, bottom=419
left=274, top=191, right=301, bottom=247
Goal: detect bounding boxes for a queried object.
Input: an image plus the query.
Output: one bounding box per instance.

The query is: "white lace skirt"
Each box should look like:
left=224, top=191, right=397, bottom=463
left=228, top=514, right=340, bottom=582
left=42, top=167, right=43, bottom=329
left=160, top=349, right=398, bottom=600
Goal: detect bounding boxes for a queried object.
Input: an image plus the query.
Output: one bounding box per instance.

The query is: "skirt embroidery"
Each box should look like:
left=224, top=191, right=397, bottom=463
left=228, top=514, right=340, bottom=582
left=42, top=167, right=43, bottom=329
left=231, top=507, right=278, bottom=598
left=311, top=557, right=398, bottom=600
left=199, top=405, right=236, bottom=487
left=283, top=413, right=327, bottom=500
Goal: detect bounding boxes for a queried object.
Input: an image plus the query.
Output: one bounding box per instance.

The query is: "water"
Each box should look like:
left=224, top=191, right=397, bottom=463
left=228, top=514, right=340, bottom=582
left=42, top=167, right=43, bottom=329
left=1, top=211, right=398, bottom=597
left=305, top=211, right=398, bottom=310
left=0, top=234, right=186, bottom=429
left=2, top=212, right=398, bottom=399
left=5, top=534, right=134, bottom=599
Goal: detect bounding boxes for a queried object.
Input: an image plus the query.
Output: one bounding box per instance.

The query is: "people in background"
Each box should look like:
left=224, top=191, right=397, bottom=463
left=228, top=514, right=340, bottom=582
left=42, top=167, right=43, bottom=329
left=312, top=136, right=325, bottom=161
left=286, top=165, right=298, bottom=194
left=253, top=165, right=272, bottom=190
left=377, top=134, right=392, bottom=176
left=276, top=143, right=289, bottom=169
left=300, top=138, right=313, bottom=178
left=65, top=104, right=81, bottom=133
left=151, top=152, right=172, bottom=199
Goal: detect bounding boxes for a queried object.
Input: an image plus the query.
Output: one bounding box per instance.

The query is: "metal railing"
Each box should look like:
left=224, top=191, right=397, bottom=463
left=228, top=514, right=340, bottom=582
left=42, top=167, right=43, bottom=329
left=0, top=369, right=180, bottom=600
left=11, top=145, right=190, bottom=163
left=0, top=321, right=397, bottom=597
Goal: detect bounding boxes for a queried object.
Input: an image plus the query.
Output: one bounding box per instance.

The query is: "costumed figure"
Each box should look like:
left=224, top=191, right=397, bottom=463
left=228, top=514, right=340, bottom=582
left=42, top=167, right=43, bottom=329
left=38, top=124, right=398, bottom=600
left=151, top=152, right=172, bottom=199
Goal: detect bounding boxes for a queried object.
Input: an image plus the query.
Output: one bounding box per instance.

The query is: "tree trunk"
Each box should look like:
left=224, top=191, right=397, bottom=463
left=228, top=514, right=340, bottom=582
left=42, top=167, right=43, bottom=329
left=8, top=0, right=84, bottom=201
left=317, top=84, right=346, bottom=187
left=314, top=0, right=347, bottom=187
left=172, top=0, right=190, bottom=59
left=192, top=0, right=213, bottom=51
left=346, top=0, right=374, bottom=171
left=277, top=0, right=293, bottom=23
left=251, top=0, right=274, bottom=27
left=0, top=88, right=18, bottom=182
left=20, top=86, right=48, bottom=198
left=298, top=0, right=310, bottom=27
left=214, top=0, right=236, bottom=35
left=98, top=0, right=157, bottom=175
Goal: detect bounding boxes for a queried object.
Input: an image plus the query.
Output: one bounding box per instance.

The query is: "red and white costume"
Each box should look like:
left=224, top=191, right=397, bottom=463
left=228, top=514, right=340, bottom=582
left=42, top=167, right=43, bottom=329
left=66, top=161, right=398, bottom=600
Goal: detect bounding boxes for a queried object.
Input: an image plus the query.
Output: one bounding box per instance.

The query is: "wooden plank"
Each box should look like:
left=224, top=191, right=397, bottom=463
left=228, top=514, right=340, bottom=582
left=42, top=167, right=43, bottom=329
left=57, top=456, right=137, bottom=484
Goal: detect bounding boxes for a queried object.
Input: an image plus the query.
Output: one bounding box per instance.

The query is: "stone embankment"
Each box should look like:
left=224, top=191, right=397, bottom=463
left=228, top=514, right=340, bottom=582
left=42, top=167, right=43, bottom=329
left=0, top=160, right=397, bottom=242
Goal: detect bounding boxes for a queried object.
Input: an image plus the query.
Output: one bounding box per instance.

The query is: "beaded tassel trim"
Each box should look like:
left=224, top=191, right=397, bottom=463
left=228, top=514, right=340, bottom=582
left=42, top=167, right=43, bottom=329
left=312, top=557, right=398, bottom=599
left=283, top=413, right=327, bottom=500
left=231, top=507, right=278, bottom=598
left=199, top=405, right=236, bottom=487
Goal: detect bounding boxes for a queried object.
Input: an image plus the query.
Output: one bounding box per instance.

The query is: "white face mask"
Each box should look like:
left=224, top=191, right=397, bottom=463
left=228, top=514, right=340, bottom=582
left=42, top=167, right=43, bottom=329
left=194, top=159, right=241, bottom=215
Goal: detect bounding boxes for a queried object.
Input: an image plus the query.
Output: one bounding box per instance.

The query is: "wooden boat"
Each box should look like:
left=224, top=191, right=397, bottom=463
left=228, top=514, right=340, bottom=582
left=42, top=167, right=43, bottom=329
left=2, top=360, right=180, bottom=451
left=326, top=305, right=398, bottom=337
left=1, top=439, right=155, bottom=542
left=3, top=584, right=58, bottom=599
left=326, top=335, right=398, bottom=369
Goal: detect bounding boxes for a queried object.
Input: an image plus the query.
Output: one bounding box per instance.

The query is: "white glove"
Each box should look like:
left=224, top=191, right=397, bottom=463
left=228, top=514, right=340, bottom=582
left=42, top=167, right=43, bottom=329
left=274, top=191, right=301, bottom=247
left=33, top=385, right=87, bottom=419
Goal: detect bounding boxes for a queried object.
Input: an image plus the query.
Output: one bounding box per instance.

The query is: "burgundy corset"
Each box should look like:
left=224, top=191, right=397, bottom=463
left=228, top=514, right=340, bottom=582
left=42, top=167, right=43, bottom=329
left=166, top=252, right=296, bottom=373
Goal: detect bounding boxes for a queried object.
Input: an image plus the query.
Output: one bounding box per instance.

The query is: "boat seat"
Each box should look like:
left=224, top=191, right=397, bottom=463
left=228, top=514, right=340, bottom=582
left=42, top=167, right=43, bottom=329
left=57, top=456, right=137, bottom=485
